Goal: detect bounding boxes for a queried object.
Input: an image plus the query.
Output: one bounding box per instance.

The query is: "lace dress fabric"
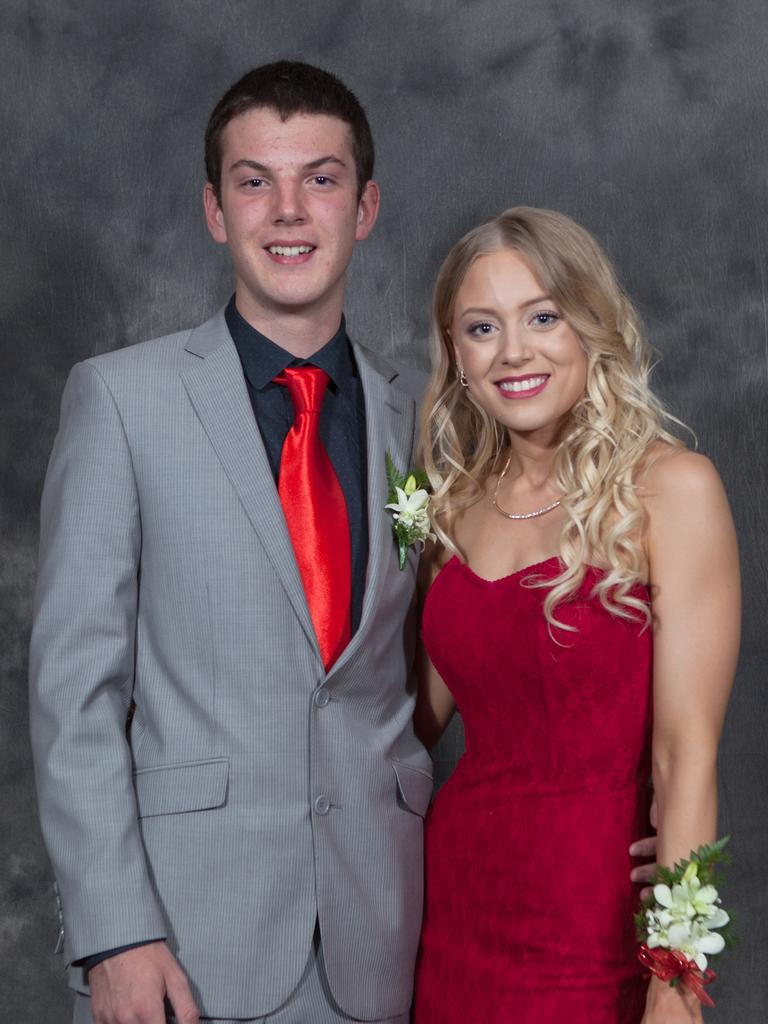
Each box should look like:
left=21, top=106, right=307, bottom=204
left=413, top=556, right=652, bottom=1023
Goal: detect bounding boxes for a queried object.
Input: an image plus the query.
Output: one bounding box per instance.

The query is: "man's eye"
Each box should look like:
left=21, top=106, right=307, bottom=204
left=313, top=175, right=331, bottom=185
left=244, top=178, right=264, bottom=188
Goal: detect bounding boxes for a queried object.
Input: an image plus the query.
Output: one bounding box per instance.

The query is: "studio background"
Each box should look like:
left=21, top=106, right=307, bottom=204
left=2, top=0, right=766, bottom=1019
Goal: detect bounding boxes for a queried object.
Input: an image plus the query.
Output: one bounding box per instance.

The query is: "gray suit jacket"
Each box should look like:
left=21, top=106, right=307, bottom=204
left=29, top=309, right=433, bottom=1020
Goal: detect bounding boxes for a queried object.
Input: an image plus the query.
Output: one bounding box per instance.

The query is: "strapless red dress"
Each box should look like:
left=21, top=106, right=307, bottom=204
left=413, top=556, right=653, bottom=1023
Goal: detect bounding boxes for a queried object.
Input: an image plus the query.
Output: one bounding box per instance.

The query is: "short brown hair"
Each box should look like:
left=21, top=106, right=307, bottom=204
left=205, top=61, right=375, bottom=201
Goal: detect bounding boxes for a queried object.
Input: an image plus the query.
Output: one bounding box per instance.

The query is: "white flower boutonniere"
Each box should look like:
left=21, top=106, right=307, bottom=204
left=385, top=452, right=434, bottom=570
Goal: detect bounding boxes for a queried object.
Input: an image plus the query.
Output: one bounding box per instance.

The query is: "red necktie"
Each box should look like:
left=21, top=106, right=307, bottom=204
left=274, top=366, right=352, bottom=669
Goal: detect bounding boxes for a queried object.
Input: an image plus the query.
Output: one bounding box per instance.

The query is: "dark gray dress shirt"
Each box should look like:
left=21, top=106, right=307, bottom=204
left=224, top=295, right=368, bottom=632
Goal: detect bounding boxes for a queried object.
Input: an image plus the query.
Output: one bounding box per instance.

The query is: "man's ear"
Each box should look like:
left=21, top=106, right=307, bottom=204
left=355, top=180, right=380, bottom=241
left=203, top=182, right=227, bottom=244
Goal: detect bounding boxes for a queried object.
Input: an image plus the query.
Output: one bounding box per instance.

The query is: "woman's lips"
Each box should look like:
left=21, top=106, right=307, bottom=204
left=495, top=374, right=550, bottom=399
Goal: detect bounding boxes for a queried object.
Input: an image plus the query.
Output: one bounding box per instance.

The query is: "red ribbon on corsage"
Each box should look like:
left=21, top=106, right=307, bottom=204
left=638, top=944, right=717, bottom=1007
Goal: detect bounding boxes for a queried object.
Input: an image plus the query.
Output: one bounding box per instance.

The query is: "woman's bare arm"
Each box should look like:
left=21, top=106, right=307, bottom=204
left=413, top=542, right=456, bottom=750
left=645, top=449, right=739, bottom=866
left=640, top=448, right=740, bottom=1022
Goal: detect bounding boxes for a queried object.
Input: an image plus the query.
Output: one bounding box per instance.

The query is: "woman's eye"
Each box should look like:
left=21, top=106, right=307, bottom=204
left=468, top=322, right=495, bottom=337
left=530, top=312, right=559, bottom=327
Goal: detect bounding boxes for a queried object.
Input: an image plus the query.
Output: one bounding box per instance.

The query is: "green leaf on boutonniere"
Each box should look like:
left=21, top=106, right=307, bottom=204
left=385, top=450, right=407, bottom=503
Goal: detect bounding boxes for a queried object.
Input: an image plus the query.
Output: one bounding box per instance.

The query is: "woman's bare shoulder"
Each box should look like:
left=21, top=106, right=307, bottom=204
left=637, top=443, right=722, bottom=504
left=417, top=537, right=454, bottom=591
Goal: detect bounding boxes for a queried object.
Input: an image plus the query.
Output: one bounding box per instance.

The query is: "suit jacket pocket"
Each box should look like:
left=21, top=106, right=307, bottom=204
left=393, top=761, right=433, bottom=818
left=133, top=757, right=229, bottom=818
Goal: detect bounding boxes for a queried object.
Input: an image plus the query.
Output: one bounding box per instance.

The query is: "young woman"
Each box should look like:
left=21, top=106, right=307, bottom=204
left=412, top=208, right=739, bottom=1023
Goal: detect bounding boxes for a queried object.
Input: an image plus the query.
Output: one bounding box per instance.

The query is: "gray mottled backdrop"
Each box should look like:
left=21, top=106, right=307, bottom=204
left=1, top=0, right=766, bottom=1018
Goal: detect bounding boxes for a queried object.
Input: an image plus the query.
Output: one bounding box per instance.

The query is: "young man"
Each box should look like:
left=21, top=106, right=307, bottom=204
left=30, top=62, right=431, bottom=1024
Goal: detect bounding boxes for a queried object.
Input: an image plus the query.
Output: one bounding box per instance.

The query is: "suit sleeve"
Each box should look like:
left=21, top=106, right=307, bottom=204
left=29, top=361, right=167, bottom=964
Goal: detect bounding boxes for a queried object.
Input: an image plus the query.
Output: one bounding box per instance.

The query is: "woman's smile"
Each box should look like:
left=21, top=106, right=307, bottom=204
left=495, top=373, right=550, bottom=398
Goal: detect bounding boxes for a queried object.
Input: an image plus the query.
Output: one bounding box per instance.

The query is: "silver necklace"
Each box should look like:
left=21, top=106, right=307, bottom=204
left=491, top=456, right=562, bottom=520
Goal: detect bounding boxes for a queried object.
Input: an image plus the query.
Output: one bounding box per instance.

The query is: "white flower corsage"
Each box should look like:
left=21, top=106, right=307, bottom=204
left=636, top=836, right=734, bottom=1007
left=385, top=452, right=434, bottom=570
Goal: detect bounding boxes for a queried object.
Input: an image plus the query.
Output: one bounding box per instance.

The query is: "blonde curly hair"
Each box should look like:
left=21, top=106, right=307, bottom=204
left=420, top=206, right=686, bottom=630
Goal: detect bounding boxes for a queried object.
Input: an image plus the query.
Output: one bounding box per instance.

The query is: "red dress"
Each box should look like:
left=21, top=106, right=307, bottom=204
left=413, top=556, right=652, bottom=1023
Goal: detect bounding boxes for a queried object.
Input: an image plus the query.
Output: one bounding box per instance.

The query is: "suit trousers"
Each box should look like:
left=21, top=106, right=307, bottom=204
left=72, top=928, right=410, bottom=1024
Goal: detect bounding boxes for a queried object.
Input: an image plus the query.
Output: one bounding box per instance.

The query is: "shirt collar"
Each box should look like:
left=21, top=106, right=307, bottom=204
left=225, top=295, right=355, bottom=392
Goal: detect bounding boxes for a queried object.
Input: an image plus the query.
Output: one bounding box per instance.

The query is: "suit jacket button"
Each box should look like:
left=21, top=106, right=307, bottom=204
left=313, top=687, right=331, bottom=708
left=313, top=794, right=331, bottom=816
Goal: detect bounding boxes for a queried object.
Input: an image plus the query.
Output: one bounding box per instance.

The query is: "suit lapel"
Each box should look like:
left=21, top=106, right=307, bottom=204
left=326, top=343, right=414, bottom=676
left=180, top=311, right=320, bottom=658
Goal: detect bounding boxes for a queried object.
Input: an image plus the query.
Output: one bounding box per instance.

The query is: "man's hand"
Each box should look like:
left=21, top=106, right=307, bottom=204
left=629, top=795, right=658, bottom=900
left=88, top=941, right=199, bottom=1024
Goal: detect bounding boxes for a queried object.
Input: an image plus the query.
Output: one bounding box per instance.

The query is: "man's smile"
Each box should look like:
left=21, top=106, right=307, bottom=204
left=264, top=241, right=317, bottom=263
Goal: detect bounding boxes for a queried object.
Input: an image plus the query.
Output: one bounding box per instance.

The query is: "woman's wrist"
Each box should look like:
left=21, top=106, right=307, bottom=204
left=643, top=976, right=703, bottom=1024
left=647, top=974, right=701, bottom=1006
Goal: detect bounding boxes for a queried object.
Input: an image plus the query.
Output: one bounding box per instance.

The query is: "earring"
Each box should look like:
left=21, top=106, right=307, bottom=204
left=458, top=367, right=468, bottom=388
